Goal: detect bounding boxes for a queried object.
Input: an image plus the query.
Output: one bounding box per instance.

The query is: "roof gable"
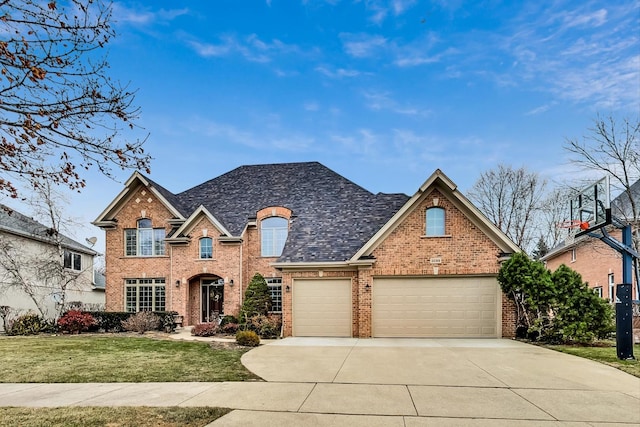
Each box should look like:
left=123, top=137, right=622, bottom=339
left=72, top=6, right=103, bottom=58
left=93, top=172, right=186, bottom=227
left=352, top=169, right=520, bottom=260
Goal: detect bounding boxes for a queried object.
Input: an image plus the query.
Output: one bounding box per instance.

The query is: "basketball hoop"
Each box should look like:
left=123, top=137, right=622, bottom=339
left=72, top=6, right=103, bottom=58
left=557, top=220, right=589, bottom=245
left=557, top=220, right=590, bottom=230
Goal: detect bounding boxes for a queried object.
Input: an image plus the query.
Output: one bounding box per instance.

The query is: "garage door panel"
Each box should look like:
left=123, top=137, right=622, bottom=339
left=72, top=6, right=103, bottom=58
left=373, top=277, right=498, bottom=338
left=293, top=279, right=352, bottom=337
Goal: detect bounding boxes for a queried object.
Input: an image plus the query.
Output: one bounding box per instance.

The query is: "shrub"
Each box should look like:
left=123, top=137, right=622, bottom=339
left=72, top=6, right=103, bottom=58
left=156, top=311, right=179, bottom=333
left=220, top=322, right=239, bottom=335
left=0, top=305, right=14, bottom=333
left=121, top=311, right=161, bottom=334
left=86, top=311, right=132, bottom=332
left=8, top=313, right=44, bottom=336
left=499, top=253, right=615, bottom=344
left=58, top=310, right=95, bottom=334
left=245, top=314, right=282, bottom=338
left=239, top=273, right=272, bottom=322
left=236, top=330, right=260, bottom=347
left=220, top=314, right=239, bottom=326
left=192, top=322, right=219, bottom=337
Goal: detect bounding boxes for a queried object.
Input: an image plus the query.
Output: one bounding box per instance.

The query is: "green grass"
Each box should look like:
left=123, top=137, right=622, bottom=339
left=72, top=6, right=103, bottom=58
left=0, top=406, right=231, bottom=427
left=545, top=343, right=640, bottom=378
left=0, top=335, right=261, bottom=383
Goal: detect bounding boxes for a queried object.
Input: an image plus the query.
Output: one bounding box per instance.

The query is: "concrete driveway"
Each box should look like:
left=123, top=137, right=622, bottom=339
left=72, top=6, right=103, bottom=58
left=219, top=337, right=640, bottom=426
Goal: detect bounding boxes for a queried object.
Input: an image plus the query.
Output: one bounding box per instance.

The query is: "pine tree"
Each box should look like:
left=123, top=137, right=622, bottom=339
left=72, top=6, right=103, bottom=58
left=240, top=273, right=272, bottom=322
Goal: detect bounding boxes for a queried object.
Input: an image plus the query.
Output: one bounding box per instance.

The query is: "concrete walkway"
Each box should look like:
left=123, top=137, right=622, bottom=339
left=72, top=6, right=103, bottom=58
left=0, top=336, right=639, bottom=426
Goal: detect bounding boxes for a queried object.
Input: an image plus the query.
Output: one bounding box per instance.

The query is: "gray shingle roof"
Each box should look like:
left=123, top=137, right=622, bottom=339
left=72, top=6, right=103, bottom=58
left=0, top=204, right=97, bottom=255
left=146, top=162, right=409, bottom=262
left=611, top=178, right=640, bottom=220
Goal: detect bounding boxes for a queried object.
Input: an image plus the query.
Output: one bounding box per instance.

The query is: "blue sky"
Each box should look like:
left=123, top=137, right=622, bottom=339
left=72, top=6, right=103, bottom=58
left=6, top=0, right=640, bottom=252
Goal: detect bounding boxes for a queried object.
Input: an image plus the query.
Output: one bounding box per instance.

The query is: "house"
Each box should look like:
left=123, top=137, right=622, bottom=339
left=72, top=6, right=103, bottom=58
left=93, top=162, right=521, bottom=338
left=542, top=179, right=639, bottom=302
left=0, top=205, right=103, bottom=323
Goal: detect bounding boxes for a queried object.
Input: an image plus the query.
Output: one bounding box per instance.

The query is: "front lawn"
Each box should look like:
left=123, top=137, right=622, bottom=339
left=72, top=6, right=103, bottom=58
left=545, top=343, right=640, bottom=378
left=0, top=335, right=261, bottom=383
left=0, top=407, right=230, bottom=427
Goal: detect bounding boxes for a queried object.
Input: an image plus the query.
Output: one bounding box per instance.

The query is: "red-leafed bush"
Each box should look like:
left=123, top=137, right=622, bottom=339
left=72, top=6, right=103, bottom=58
left=57, top=310, right=95, bottom=334
left=191, top=322, right=219, bottom=337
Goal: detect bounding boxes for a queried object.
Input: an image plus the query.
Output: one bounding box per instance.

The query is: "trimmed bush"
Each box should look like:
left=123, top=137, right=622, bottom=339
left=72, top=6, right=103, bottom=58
left=7, top=313, right=44, bottom=336
left=245, top=314, right=282, bottom=338
left=236, top=330, right=260, bottom=347
left=121, top=311, right=161, bottom=334
left=156, top=311, right=179, bottom=333
left=192, top=322, right=219, bottom=337
left=86, top=311, right=132, bottom=332
left=220, top=322, right=239, bottom=335
left=220, top=314, right=239, bottom=327
left=239, top=273, right=272, bottom=322
left=58, top=310, right=95, bottom=334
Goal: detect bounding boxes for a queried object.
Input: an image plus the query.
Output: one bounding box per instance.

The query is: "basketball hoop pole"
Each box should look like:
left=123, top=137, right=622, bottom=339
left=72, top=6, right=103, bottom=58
left=591, top=222, right=637, bottom=360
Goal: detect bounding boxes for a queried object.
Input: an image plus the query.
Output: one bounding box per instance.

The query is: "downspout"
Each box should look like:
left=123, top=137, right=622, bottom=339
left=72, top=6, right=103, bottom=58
left=239, top=242, right=243, bottom=309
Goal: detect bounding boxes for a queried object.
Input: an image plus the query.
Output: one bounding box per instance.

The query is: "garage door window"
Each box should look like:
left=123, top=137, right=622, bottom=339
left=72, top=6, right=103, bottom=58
left=426, top=207, right=445, bottom=236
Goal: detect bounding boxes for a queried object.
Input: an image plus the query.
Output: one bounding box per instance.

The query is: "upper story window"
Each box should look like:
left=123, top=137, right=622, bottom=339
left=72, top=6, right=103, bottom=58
left=199, top=237, right=213, bottom=259
left=63, top=250, right=81, bottom=271
left=125, top=218, right=165, bottom=257
left=571, top=248, right=576, bottom=262
left=261, top=217, right=288, bottom=257
left=426, top=207, right=445, bottom=236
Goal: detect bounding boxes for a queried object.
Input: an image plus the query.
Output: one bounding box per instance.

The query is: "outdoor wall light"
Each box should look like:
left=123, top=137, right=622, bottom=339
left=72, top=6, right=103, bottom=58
left=364, top=283, right=371, bottom=291
left=175, top=280, right=181, bottom=287
left=285, top=285, right=290, bottom=293
left=229, top=279, right=234, bottom=286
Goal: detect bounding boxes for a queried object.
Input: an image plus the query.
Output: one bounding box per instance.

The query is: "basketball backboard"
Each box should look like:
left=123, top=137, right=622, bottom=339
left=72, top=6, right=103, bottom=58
left=570, top=176, right=611, bottom=236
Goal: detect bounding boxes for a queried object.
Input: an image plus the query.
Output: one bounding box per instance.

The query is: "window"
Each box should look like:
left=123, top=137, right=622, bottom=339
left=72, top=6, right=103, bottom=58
left=266, top=277, right=282, bottom=313
left=125, top=219, right=165, bottom=256
left=63, top=250, right=81, bottom=271
left=125, top=278, right=166, bottom=312
left=199, top=237, right=213, bottom=259
left=261, top=217, right=288, bottom=257
left=594, top=286, right=603, bottom=298
left=426, top=207, right=445, bottom=236
left=571, top=248, right=576, bottom=262
left=608, top=273, right=615, bottom=302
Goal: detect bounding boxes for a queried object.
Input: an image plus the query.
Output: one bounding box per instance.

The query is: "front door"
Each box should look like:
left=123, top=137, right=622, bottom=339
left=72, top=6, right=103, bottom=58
left=201, top=279, right=224, bottom=323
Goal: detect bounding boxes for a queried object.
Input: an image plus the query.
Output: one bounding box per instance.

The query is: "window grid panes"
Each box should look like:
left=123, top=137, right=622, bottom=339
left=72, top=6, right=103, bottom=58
left=266, top=278, right=282, bottom=313
left=426, top=207, right=445, bottom=236
left=124, top=219, right=165, bottom=257
left=200, top=237, right=213, bottom=259
left=125, top=278, right=166, bottom=312
left=261, top=217, right=288, bottom=257
left=63, top=250, right=82, bottom=271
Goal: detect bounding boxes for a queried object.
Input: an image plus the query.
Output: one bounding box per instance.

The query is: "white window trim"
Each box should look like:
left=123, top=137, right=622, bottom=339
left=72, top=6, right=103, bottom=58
left=199, top=237, right=213, bottom=259
left=266, top=277, right=282, bottom=313
left=261, top=217, right=288, bottom=257
left=124, top=219, right=166, bottom=257
left=425, top=207, right=446, bottom=236
left=125, top=278, right=166, bottom=312
left=63, top=250, right=82, bottom=271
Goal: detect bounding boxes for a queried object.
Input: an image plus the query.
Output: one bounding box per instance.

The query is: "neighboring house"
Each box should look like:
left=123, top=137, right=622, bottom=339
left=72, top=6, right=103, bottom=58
left=93, top=162, right=521, bottom=338
left=542, top=179, right=640, bottom=302
left=0, top=205, right=104, bottom=322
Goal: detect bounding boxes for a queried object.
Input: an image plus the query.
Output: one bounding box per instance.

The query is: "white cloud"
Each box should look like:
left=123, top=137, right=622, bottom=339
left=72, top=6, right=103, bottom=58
left=111, top=3, right=188, bottom=26
left=340, top=33, right=388, bottom=58
left=304, top=102, right=319, bottom=111
left=187, top=34, right=300, bottom=63
left=315, top=66, right=362, bottom=78
left=363, top=90, right=432, bottom=117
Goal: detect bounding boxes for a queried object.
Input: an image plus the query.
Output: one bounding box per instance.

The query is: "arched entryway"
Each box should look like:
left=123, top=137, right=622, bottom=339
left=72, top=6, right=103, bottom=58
left=200, top=277, right=224, bottom=323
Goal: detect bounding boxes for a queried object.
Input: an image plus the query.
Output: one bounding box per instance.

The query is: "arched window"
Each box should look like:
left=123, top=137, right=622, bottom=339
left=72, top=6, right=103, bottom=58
left=125, top=218, right=165, bottom=256
left=199, top=237, right=213, bottom=259
left=261, top=217, right=288, bottom=257
left=426, top=207, right=445, bottom=236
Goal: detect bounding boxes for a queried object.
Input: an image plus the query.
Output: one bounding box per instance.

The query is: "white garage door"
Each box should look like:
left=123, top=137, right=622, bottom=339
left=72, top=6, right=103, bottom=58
left=372, top=277, right=499, bottom=338
left=293, top=279, right=352, bottom=337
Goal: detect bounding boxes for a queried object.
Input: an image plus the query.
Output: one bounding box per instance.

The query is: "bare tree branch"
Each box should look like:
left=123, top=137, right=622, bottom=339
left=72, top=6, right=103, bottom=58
left=0, top=0, right=151, bottom=199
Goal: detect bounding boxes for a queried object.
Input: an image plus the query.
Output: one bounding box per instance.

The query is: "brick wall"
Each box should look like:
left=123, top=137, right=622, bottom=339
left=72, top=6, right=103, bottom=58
left=545, top=229, right=637, bottom=301
left=104, top=186, right=173, bottom=311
